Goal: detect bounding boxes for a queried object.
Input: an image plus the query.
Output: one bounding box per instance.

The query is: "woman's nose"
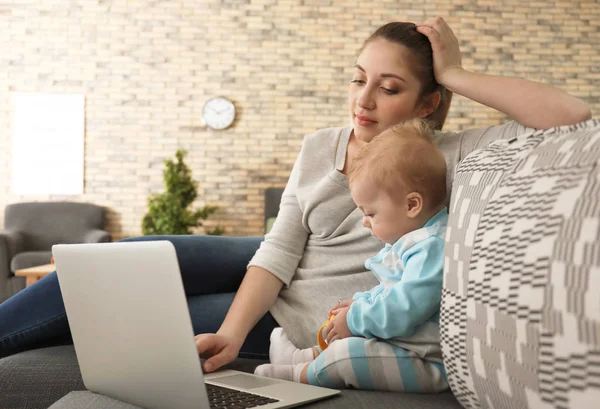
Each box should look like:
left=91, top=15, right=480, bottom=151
left=357, top=87, right=375, bottom=110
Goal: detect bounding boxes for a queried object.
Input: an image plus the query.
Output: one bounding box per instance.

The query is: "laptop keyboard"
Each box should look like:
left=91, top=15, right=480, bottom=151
left=206, top=383, right=280, bottom=408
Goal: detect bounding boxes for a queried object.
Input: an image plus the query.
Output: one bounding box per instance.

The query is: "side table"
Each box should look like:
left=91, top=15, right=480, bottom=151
left=15, top=264, right=56, bottom=287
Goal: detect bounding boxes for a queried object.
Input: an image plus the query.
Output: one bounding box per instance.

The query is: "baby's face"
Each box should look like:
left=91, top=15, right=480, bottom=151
left=350, top=178, right=412, bottom=244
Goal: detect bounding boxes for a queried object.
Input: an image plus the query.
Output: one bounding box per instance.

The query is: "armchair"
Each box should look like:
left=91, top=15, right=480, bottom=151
left=0, top=202, right=111, bottom=302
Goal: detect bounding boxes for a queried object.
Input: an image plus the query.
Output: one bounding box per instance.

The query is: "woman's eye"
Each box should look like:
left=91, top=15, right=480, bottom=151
left=351, top=79, right=365, bottom=84
left=381, top=87, right=399, bottom=95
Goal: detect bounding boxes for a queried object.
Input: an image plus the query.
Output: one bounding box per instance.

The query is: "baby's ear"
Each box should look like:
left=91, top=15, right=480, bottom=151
left=406, top=192, right=423, bottom=218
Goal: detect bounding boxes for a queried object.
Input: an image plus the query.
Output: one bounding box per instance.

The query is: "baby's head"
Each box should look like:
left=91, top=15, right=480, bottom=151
left=348, top=118, right=447, bottom=244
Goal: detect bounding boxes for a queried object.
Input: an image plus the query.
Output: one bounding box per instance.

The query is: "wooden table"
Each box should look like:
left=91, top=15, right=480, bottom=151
left=15, top=263, right=56, bottom=287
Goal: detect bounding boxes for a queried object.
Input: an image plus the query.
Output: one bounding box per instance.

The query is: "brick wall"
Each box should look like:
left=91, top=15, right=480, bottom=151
left=1, top=0, right=598, bottom=239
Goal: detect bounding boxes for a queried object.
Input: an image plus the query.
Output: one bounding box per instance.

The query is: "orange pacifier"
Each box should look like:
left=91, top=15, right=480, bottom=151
left=317, top=314, right=335, bottom=350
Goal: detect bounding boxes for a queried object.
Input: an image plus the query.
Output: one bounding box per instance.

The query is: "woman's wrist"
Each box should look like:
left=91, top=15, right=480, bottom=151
left=438, top=67, right=468, bottom=94
left=216, top=327, right=246, bottom=348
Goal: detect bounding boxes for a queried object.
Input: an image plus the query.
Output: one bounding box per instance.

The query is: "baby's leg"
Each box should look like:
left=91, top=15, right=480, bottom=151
left=305, top=337, right=449, bottom=392
left=269, top=327, right=319, bottom=364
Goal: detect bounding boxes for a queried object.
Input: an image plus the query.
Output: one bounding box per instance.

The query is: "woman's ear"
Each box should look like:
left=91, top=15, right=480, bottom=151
left=417, top=91, right=441, bottom=118
left=406, top=192, right=423, bottom=218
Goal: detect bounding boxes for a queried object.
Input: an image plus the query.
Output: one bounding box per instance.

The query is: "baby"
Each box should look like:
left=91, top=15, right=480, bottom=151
left=255, top=118, right=449, bottom=392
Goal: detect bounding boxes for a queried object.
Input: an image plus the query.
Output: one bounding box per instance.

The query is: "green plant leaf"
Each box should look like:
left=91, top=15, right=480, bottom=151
left=142, top=149, right=225, bottom=236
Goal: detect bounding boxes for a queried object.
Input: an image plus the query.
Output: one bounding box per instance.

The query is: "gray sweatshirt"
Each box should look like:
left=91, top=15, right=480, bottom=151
left=248, top=121, right=531, bottom=348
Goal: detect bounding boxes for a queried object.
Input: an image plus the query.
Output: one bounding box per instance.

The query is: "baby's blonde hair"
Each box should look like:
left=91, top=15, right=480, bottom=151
left=348, top=118, right=447, bottom=211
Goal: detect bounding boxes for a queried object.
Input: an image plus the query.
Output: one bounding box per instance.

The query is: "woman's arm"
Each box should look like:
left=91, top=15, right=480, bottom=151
left=442, top=69, right=591, bottom=129
left=218, top=266, right=283, bottom=343
left=195, top=266, right=283, bottom=372
left=196, top=133, right=318, bottom=372
left=417, top=17, right=592, bottom=129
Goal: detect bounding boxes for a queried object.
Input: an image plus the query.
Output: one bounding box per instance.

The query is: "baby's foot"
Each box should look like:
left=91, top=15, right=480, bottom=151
left=254, top=363, right=308, bottom=383
left=269, top=327, right=316, bottom=364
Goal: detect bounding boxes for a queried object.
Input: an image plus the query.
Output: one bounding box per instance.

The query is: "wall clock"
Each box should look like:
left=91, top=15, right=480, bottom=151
left=202, top=96, right=236, bottom=130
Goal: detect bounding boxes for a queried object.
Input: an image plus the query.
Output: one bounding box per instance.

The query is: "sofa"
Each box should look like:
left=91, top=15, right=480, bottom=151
left=0, top=202, right=111, bottom=303
left=0, top=120, right=598, bottom=409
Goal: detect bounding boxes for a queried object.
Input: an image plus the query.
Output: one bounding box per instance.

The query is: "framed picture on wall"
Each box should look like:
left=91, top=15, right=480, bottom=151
left=12, top=93, right=85, bottom=195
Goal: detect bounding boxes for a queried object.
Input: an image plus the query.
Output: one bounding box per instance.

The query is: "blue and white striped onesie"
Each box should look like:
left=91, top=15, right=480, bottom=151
left=305, top=209, right=449, bottom=392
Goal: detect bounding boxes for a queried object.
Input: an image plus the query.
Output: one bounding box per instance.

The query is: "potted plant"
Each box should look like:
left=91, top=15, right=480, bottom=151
left=142, top=149, right=224, bottom=236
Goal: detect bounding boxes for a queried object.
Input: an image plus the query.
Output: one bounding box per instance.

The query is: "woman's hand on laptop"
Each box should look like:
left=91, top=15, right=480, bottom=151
left=194, top=333, right=242, bottom=373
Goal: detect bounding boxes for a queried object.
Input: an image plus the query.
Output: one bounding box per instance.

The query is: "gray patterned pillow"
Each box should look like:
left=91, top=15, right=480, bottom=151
left=441, top=119, right=600, bottom=409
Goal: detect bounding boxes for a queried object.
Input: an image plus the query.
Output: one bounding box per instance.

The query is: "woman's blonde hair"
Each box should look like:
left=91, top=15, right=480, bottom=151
left=348, top=118, right=447, bottom=210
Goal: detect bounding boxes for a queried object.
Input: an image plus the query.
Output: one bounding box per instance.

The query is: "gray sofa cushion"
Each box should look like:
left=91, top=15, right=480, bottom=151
left=0, top=345, right=462, bottom=409
left=49, top=392, right=141, bottom=409
left=0, top=346, right=85, bottom=409
left=441, top=119, right=600, bottom=408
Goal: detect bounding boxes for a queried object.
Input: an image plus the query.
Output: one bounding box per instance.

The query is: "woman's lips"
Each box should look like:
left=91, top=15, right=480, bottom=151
left=355, top=115, right=376, bottom=127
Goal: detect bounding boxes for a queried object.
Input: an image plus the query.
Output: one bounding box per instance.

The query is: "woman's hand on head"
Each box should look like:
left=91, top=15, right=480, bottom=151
left=194, top=333, right=243, bottom=373
left=416, top=17, right=463, bottom=87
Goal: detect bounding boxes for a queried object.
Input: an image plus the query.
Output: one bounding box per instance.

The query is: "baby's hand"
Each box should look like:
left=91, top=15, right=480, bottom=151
left=329, top=298, right=354, bottom=316
left=325, top=307, right=353, bottom=344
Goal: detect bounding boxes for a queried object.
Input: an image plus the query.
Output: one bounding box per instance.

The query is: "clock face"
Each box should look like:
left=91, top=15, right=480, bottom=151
left=202, top=97, right=236, bottom=130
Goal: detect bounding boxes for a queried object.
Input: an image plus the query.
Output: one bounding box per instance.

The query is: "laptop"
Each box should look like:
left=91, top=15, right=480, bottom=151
left=52, top=241, right=339, bottom=409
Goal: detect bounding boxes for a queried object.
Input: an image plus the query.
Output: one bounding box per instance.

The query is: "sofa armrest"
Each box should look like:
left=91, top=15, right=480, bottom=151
left=0, top=230, right=25, bottom=301
left=0, top=230, right=26, bottom=265
left=83, top=229, right=112, bottom=243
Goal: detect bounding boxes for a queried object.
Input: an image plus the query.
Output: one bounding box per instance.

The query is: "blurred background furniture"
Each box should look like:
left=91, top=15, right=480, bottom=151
left=0, top=202, right=111, bottom=302
left=14, top=263, right=56, bottom=287
left=264, top=187, right=283, bottom=234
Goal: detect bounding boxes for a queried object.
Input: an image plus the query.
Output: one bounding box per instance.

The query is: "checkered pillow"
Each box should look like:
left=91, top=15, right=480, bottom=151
left=441, top=119, right=600, bottom=409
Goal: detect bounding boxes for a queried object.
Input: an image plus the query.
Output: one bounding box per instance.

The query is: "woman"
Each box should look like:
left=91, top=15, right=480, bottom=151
left=0, top=18, right=590, bottom=366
